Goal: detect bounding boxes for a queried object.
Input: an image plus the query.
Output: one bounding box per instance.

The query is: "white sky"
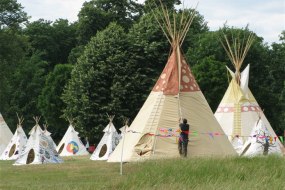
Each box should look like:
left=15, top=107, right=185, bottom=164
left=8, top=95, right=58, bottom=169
left=17, top=0, right=285, bottom=44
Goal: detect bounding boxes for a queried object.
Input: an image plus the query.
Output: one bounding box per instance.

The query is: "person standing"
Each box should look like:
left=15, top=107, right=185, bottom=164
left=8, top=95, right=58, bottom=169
left=178, top=118, right=189, bottom=157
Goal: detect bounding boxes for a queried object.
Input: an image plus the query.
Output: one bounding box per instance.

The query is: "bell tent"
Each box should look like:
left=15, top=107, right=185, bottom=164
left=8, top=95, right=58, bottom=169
left=0, top=113, right=13, bottom=155
left=14, top=117, right=63, bottom=165
left=56, top=121, right=89, bottom=156
left=214, top=32, right=283, bottom=154
left=90, top=115, right=121, bottom=160
left=0, top=115, right=27, bottom=160
left=108, top=4, right=236, bottom=162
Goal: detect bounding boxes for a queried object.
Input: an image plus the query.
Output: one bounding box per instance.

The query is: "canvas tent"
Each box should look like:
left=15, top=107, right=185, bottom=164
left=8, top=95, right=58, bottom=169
left=214, top=32, right=283, bottom=154
left=240, top=117, right=282, bottom=157
left=90, top=116, right=120, bottom=160
left=0, top=113, right=13, bottom=155
left=56, top=122, right=89, bottom=156
left=43, top=124, right=57, bottom=150
left=14, top=117, right=63, bottom=165
left=108, top=4, right=236, bottom=162
left=0, top=115, right=27, bottom=160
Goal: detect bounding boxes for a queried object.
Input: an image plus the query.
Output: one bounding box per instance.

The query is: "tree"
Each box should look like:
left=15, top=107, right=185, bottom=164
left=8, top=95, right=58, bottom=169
left=7, top=53, right=48, bottom=131
left=144, top=0, right=181, bottom=12
left=24, top=19, right=77, bottom=68
left=192, top=57, right=227, bottom=110
left=62, top=23, right=130, bottom=142
left=77, top=0, right=143, bottom=44
left=0, top=0, right=28, bottom=30
left=268, top=31, right=285, bottom=135
left=38, top=64, right=73, bottom=142
left=0, top=0, right=28, bottom=126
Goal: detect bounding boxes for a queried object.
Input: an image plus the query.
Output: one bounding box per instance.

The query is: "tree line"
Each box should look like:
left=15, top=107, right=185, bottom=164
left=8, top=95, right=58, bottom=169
left=0, top=0, right=284, bottom=144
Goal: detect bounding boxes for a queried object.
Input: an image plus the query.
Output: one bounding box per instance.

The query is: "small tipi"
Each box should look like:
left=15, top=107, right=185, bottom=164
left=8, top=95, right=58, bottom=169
left=90, top=115, right=120, bottom=160
left=108, top=4, right=236, bottom=162
left=0, top=113, right=13, bottom=155
left=0, top=115, right=27, bottom=160
left=56, top=121, right=89, bottom=156
left=14, top=117, right=63, bottom=165
left=240, top=116, right=282, bottom=157
left=214, top=32, right=283, bottom=154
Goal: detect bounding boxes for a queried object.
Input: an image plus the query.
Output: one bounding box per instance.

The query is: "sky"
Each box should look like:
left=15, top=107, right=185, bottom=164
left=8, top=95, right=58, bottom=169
left=17, top=0, right=285, bottom=44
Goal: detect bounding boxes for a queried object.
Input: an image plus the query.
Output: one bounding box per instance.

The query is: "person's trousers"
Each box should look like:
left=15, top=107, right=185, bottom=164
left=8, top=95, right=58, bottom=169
left=178, top=140, right=188, bottom=157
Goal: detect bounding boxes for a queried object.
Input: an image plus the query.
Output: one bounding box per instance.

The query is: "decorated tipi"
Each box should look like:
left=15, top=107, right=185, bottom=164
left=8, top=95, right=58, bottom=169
left=0, top=115, right=27, bottom=160
left=214, top=32, right=283, bottom=154
left=14, top=117, right=63, bottom=165
left=240, top=116, right=282, bottom=157
left=0, top=113, right=13, bottom=155
left=108, top=4, right=236, bottom=162
left=91, top=116, right=120, bottom=160
left=56, top=122, right=89, bottom=156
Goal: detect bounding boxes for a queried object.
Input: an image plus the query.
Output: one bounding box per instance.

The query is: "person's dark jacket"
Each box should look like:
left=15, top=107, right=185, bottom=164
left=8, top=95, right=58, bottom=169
left=179, top=123, right=189, bottom=141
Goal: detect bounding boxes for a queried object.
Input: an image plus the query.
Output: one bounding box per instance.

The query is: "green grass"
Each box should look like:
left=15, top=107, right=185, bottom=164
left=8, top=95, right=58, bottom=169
left=0, top=155, right=284, bottom=190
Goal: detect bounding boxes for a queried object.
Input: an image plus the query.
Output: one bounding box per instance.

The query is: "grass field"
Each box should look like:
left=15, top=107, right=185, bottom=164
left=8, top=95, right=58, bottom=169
left=0, top=155, right=284, bottom=190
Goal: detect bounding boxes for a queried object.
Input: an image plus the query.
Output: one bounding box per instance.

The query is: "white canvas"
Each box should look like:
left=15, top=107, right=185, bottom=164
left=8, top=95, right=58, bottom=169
left=0, top=113, right=13, bottom=155
left=57, top=124, right=89, bottom=156
left=14, top=124, right=63, bottom=165
left=240, top=119, right=282, bottom=157
left=90, top=121, right=120, bottom=160
left=0, top=125, right=27, bottom=160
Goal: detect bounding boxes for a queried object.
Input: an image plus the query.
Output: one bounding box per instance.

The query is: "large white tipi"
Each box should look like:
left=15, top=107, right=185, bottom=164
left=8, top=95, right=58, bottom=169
left=90, top=116, right=120, bottom=160
left=108, top=5, right=236, bottom=162
left=0, top=115, right=27, bottom=160
left=214, top=32, right=283, bottom=154
left=240, top=116, right=282, bottom=157
left=0, top=113, right=13, bottom=155
left=14, top=117, right=63, bottom=165
left=56, top=122, right=89, bottom=156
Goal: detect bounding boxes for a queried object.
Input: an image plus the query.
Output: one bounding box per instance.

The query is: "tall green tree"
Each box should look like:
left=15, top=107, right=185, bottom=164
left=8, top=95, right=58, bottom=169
left=38, top=64, right=73, bottom=142
left=7, top=53, right=48, bottom=131
left=0, top=0, right=28, bottom=30
left=62, top=23, right=130, bottom=142
left=268, top=31, right=285, bottom=134
left=0, top=0, right=28, bottom=127
left=77, top=0, right=143, bottom=44
left=24, top=19, right=77, bottom=68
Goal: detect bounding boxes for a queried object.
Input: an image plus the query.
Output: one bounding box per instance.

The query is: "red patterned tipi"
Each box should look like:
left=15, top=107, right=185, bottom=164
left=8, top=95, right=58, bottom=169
left=108, top=4, right=236, bottom=162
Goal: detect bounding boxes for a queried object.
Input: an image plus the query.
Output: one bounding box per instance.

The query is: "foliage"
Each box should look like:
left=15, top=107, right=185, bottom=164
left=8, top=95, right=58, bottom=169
left=62, top=23, right=130, bottom=142
left=0, top=0, right=28, bottom=30
left=0, top=0, right=284, bottom=144
left=77, top=0, right=143, bottom=44
left=24, top=19, right=77, bottom=68
left=7, top=53, right=48, bottom=131
left=37, top=64, right=73, bottom=142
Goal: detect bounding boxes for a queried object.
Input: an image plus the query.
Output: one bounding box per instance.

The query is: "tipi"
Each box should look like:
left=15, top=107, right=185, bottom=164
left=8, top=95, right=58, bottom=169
left=0, top=115, right=27, bottom=160
left=0, top=113, right=13, bottom=155
left=43, top=124, right=57, bottom=150
left=108, top=4, right=236, bottom=162
left=90, top=115, right=120, bottom=160
left=56, top=121, right=89, bottom=156
left=14, top=117, right=63, bottom=165
left=240, top=116, right=282, bottom=157
left=214, top=32, right=283, bottom=154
